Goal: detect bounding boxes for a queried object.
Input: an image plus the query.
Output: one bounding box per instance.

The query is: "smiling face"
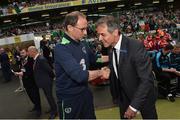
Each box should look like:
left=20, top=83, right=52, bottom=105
left=96, top=23, right=119, bottom=48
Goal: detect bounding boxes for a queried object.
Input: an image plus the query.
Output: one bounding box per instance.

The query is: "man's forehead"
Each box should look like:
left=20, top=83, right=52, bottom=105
left=97, top=23, right=107, bottom=28
left=96, top=24, right=108, bottom=32
left=76, top=17, right=87, bottom=25
left=20, top=50, right=26, bottom=53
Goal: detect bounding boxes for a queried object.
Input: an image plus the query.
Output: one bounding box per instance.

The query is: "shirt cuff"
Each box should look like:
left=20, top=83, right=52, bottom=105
left=129, top=105, right=138, bottom=112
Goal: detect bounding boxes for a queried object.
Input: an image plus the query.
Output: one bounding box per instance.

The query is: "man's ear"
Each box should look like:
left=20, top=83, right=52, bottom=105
left=67, top=25, right=73, bottom=32
left=113, top=29, right=119, bottom=36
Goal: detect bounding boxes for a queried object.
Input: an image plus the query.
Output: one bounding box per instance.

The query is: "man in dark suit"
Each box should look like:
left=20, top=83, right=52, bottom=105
left=96, top=16, right=158, bottom=119
left=14, top=49, right=41, bottom=116
left=0, top=48, right=12, bottom=83
left=28, top=46, right=57, bottom=119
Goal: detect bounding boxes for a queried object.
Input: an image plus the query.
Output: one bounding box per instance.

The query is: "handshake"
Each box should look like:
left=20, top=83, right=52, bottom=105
left=88, top=67, right=110, bottom=81
left=100, top=67, right=111, bottom=80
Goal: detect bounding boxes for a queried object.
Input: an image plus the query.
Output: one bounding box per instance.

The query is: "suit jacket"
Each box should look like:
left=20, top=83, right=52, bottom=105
left=33, top=55, right=55, bottom=88
left=109, top=35, right=157, bottom=110
left=0, top=52, right=11, bottom=68
left=21, top=57, right=36, bottom=88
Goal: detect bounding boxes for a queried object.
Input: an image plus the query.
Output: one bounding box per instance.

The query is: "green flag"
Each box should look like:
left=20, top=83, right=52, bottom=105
left=14, top=3, right=21, bottom=14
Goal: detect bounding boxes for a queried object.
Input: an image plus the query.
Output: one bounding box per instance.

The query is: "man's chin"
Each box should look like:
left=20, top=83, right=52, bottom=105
left=104, top=44, right=109, bottom=48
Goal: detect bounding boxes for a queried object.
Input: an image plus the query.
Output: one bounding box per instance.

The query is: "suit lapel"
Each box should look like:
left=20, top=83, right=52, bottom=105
left=33, top=55, right=39, bottom=70
left=118, top=36, right=128, bottom=68
left=117, top=36, right=131, bottom=101
left=109, top=49, right=113, bottom=68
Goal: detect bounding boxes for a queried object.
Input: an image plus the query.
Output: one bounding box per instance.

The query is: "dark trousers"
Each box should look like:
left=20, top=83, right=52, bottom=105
left=177, top=77, right=180, bottom=93
left=23, top=79, right=41, bottom=111
left=156, top=71, right=177, bottom=96
left=1, top=66, right=12, bottom=82
left=118, top=91, right=158, bottom=119
left=26, top=86, right=41, bottom=111
left=44, top=56, right=53, bottom=69
left=57, top=90, right=96, bottom=119
left=42, top=84, right=57, bottom=113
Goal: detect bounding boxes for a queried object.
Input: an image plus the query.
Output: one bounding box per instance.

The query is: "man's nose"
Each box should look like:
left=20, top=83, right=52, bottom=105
left=83, top=29, right=87, bottom=35
left=98, top=35, right=103, bottom=42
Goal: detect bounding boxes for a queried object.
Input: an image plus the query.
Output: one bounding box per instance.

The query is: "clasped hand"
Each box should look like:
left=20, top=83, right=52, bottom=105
left=100, top=66, right=110, bottom=79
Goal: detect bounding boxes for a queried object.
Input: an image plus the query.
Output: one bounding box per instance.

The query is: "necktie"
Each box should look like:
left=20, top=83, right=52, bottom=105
left=113, top=48, right=119, bottom=77
left=33, top=59, right=37, bottom=70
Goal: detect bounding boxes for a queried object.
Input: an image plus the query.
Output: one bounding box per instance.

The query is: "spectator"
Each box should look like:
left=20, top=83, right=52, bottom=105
left=0, top=48, right=12, bottom=83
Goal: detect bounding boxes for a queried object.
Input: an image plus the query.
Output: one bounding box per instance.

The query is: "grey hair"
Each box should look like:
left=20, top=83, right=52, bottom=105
left=95, top=15, right=120, bottom=33
left=28, top=46, right=38, bottom=52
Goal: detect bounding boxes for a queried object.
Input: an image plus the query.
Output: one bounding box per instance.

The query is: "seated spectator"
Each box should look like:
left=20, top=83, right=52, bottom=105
left=153, top=44, right=177, bottom=102
left=169, top=44, right=180, bottom=96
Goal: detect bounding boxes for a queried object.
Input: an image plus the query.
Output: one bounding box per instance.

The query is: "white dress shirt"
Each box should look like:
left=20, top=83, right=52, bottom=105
left=34, top=53, right=39, bottom=60
left=113, top=34, right=122, bottom=78
left=113, top=34, right=137, bottom=112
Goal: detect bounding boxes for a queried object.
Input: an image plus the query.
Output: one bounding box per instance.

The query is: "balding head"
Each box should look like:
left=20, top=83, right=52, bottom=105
left=0, top=47, right=4, bottom=51
left=0, top=48, right=4, bottom=54
left=28, top=46, right=38, bottom=58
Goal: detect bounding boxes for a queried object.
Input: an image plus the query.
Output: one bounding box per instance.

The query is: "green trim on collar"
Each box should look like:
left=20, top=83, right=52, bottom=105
left=60, top=37, right=70, bottom=45
left=96, top=58, right=102, bottom=63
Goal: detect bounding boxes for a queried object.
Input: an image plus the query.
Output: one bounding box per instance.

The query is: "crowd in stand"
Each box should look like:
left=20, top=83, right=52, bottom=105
left=28, top=0, right=75, bottom=6
left=1, top=0, right=74, bottom=8
left=119, top=10, right=179, bottom=40
left=119, top=10, right=179, bottom=33
left=1, top=9, right=179, bottom=38
left=0, top=23, right=63, bottom=38
left=0, top=0, right=75, bottom=16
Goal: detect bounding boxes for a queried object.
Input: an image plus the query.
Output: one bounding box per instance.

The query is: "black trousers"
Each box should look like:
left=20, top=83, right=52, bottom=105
left=42, top=84, right=57, bottom=113
left=156, top=71, right=177, bottom=96
left=1, top=66, right=12, bottom=82
left=57, top=89, right=96, bottom=119
left=118, top=91, right=158, bottom=119
left=23, top=78, right=41, bottom=111
left=177, top=77, right=180, bottom=93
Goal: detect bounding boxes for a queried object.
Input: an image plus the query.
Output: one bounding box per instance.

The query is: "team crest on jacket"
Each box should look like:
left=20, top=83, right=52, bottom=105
left=64, top=107, right=72, bottom=114
left=80, top=58, right=86, bottom=70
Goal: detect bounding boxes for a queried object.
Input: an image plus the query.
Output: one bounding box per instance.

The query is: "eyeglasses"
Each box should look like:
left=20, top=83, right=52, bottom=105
left=74, top=26, right=87, bottom=32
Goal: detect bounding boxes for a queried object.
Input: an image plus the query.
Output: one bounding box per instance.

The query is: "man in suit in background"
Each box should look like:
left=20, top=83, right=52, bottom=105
left=96, top=16, right=158, bottom=119
left=0, top=48, right=12, bottom=83
left=14, top=48, right=41, bottom=117
left=28, top=46, right=57, bottom=119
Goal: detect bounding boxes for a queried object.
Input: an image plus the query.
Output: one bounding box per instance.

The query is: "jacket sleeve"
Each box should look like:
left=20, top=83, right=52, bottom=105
left=39, top=57, right=55, bottom=78
left=130, top=42, right=155, bottom=110
left=54, top=44, right=88, bottom=83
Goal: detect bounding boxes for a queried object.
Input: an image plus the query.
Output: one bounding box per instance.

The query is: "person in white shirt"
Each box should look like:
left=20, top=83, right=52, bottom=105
left=96, top=15, right=158, bottom=119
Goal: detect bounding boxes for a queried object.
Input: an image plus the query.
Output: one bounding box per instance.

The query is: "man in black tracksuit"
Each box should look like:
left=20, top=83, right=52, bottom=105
left=54, top=11, right=109, bottom=119
left=169, top=45, right=180, bottom=94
